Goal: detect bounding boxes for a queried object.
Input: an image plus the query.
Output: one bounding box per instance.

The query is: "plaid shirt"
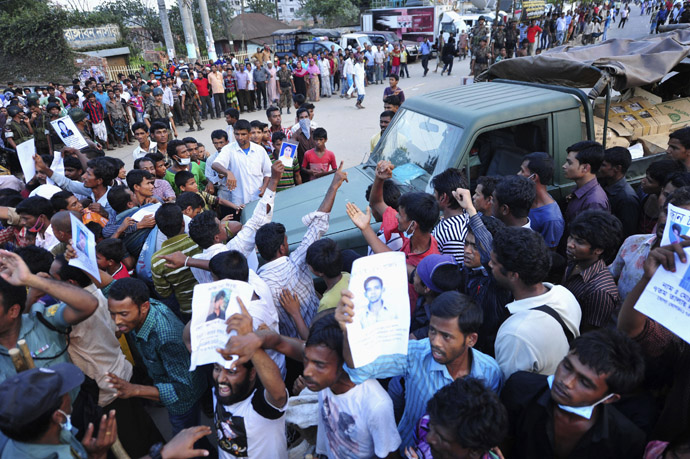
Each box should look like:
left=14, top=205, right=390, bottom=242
left=130, top=300, right=206, bottom=415
left=563, top=258, right=620, bottom=328
left=257, top=211, right=329, bottom=337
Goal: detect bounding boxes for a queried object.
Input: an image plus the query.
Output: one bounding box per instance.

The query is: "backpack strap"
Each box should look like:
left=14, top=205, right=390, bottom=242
left=531, top=305, right=575, bottom=345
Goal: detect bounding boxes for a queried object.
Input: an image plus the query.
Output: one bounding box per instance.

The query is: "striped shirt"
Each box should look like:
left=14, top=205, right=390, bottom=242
left=130, top=300, right=206, bottom=415
left=271, top=157, right=299, bottom=190
left=152, top=233, right=202, bottom=313
left=432, top=212, right=469, bottom=264
left=345, top=339, right=502, bottom=452
left=257, top=211, right=329, bottom=338
left=83, top=100, right=105, bottom=124
left=563, top=258, right=619, bottom=329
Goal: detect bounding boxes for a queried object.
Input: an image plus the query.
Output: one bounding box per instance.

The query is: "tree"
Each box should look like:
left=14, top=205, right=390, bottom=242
left=96, top=0, right=164, bottom=47
left=247, top=0, right=277, bottom=17
left=298, top=0, right=359, bottom=26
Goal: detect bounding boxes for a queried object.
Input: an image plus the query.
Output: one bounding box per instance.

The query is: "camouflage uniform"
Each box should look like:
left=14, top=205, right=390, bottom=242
left=472, top=45, right=490, bottom=76
left=470, top=24, right=490, bottom=55
left=32, top=112, right=51, bottom=155
left=277, top=68, right=293, bottom=111
left=181, top=81, right=201, bottom=130
left=492, top=28, right=506, bottom=57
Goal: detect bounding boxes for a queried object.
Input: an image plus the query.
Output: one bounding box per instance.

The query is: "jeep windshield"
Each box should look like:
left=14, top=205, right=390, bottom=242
left=366, top=108, right=464, bottom=192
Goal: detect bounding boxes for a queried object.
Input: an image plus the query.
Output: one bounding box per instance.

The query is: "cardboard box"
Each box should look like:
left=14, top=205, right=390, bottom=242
left=594, top=96, right=657, bottom=119
left=638, top=134, right=669, bottom=157
left=632, top=87, right=663, bottom=106
left=654, top=98, right=690, bottom=134
left=584, top=115, right=631, bottom=148
left=613, top=109, right=663, bottom=138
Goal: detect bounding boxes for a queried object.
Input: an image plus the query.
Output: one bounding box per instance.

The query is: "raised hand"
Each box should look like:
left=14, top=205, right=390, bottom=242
left=81, top=410, right=117, bottom=459
left=346, top=202, right=372, bottom=230
left=279, top=289, right=301, bottom=318
left=332, top=161, right=349, bottom=187
left=0, top=249, right=33, bottom=286
left=160, top=426, right=212, bottom=458
left=375, top=160, right=394, bottom=181
left=225, top=297, right=253, bottom=336
left=452, top=187, right=476, bottom=215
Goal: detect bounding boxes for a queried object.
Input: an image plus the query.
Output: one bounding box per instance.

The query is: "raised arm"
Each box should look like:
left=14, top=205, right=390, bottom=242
left=0, top=249, right=98, bottom=325
left=346, top=202, right=391, bottom=254
left=317, top=162, right=348, bottom=213
left=369, top=161, right=393, bottom=222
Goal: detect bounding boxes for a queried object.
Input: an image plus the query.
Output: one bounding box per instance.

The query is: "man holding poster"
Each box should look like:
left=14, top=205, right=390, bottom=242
left=335, top=290, right=502, bottom=452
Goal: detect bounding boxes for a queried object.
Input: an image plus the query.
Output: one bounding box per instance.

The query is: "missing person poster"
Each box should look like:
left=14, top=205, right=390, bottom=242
left=635, top=248, right=690, bottom=345
left=50, top=116, right=88, bottom=150
left=346, top=252, right=410, bottom=367
left=16, top=139, right=36, bottom=182
left=662, top=204, right=690, bottom=246
left=68, top=213, right=100, bottom=279
left=47, top=151, right=65, bottom=186
left=189, top=279, right=255, bottom=370
left=278, top=141, right=298, bottom=168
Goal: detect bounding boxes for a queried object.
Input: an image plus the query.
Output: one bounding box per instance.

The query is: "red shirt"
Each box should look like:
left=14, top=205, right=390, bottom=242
left=381, top=206, right=440, bottom=312
left=527, top=25, right=543, bottom=43
left=193, top=77, right=210, bottom=97
left=112, top=262, right=130, bottom=280
left=302, top=149, right=337, bottom=172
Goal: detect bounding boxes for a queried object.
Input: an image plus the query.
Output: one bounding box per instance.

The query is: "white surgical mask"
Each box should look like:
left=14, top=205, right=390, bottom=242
left=547, top=374, right=614, bottom=420
left=403, top=222, right=415, bottom=239
left=177, top=157, right=191, bottom=166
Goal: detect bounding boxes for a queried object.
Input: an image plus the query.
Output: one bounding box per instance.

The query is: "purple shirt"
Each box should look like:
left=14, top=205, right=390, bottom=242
left=565, top=177, right=610, bottom=222
left=383, top=86, right=405, bottom=103
left=235, top=71, right=248, bottom=90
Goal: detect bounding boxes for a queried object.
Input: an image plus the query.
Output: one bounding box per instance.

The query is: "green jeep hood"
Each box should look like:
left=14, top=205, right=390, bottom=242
left=242, top=165, right=377, bottom=253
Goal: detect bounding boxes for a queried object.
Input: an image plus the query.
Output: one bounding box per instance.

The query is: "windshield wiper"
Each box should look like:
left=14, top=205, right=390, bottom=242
left=362, top=157, right=377, bottom=169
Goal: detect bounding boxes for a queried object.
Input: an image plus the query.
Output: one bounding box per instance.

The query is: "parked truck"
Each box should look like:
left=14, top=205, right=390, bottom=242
left=245, top=30, right=690, bottom=253
left=361, top=4, right=457, bottom=45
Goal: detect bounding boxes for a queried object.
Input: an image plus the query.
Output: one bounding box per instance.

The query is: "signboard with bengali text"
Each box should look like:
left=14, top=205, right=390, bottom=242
left=63, top=24, right=121, bottom=49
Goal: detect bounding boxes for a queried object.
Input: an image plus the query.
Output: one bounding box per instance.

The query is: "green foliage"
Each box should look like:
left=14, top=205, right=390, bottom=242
left=0, top=1, right=75, bottom=82
left=298, top=0, right=359, bottom=26
left=247, top=0, right=278, bottom=17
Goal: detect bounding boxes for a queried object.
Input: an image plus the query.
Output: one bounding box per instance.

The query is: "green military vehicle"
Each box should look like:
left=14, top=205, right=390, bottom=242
left=244, top=30, right=690, bottom=253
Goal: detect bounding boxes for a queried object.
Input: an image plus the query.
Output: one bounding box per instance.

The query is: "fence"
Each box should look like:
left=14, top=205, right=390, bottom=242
left=104, top=50, right=253, bottom=82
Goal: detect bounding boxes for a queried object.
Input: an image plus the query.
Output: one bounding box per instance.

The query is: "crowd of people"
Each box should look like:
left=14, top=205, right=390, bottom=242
left=0, top=54, right=689, bottom=457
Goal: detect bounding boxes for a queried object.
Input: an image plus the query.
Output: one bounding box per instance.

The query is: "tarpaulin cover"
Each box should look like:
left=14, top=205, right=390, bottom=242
left=482, top=29, right=690, bottom=90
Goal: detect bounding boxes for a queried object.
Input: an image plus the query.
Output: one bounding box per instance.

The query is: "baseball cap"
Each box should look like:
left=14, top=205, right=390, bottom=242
left=0, top=363, right=84, bottom=432
left=416, top=254, right=457, bottom=293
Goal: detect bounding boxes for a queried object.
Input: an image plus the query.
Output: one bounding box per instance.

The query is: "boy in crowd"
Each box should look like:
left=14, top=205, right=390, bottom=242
left=175, top=170, right=243, bottom=212
left=563, top=210, right=622, bottom=332
left=301, top=128, right=337, bottom=181
left=562, top=141, right=610, bottom=224
left=492, top=175, right=535, bottom=228
left=472, top=176, right=499, bottom=216
left=598, top=147, right=641, bottom=238
left=271, top=131, right=302, bottom=190
left=430, top=168, right=469, bottom=264
left=95, top=238, right=130, bottom=279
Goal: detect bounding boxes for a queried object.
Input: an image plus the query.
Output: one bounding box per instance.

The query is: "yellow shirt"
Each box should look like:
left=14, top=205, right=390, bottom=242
left=318, top=273, right=351, bottom=313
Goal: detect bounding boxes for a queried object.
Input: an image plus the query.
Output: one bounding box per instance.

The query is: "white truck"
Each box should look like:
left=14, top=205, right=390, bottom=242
left=361, top=4, right=456, bottom=44
left=339, top=33, right=375, bottom=51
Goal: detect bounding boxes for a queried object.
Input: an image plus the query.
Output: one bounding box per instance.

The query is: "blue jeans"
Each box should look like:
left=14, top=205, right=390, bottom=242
left=168, top=400, right=201, bottom=435
left=341, top=77, right=349, bottom=95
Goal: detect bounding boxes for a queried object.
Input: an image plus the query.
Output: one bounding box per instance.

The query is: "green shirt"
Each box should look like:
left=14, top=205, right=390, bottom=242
left=165, top=162, right=206, bottom=195
left=129, top=301, right=206, bottom=415
left=318, top=272, right=351, bottom=313
left=271, top=157, right=300, bottom=191
left=151, top=233, right=202, bottom=313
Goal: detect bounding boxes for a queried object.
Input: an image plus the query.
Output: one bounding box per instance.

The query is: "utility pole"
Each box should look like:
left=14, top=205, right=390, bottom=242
left=178, top=0, right=198, bottom=60
left=157, top=0, right=176, bottom=60
left=198, top=0, right=218, bottom=60
left=275, top=0, right=279, bottom=20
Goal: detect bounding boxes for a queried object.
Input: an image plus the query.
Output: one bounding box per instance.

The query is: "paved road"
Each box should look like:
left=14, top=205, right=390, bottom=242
left=110, top=11, right=655, bottom=171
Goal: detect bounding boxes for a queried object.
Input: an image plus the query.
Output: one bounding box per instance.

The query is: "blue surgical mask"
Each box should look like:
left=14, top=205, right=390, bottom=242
left=546, top=374, right=614, bottom=419
left=57, top=409, right=75, bottom=433
left=403, top=222, right=415, bottom=239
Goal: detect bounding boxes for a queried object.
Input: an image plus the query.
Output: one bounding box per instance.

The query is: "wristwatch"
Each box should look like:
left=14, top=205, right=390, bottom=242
left=149, top=442, right=164, bottom=459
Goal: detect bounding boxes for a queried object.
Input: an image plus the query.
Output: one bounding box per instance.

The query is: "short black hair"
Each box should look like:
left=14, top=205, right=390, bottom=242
left=476, top=176, right=499, bottom=198
left=431, top=168, right=468, bottom=210
left=87, top=157, right=119, bottom=186
left=107, top=185, right=133, bottom=214
left=126, top=169, right=153, bottom=192
left=669, top=126, right=690, bottom=149
left=296, top=107, right=309, bottom=119
left=430, top=263, right=464, bottom=292
left=176, top=191, right=204, bottom=212
left=426, top=378, right=508, bottom=454
left=430, top=291, right=483, bottom=335
left=313, top=127, right=327, bottom=140
left=16, top=196, right=54, bottom=219
left=175, top=170, right=196, bottom=189
left=388, top=74, right=400, bottom=81
left=603, top=147, right=632, bottom=174
left=249, top=120, right=266, bottom=131
left=15, top=245, right=54, bottom=274
left=665, top=186, right=690, bottom=210
left=63, top=156, right=83, bottom=172
left=398, top=192, right=440, bottom=233
left=134, top=157, right=154, bottom=169
left=664, top=171, right=690, bottom=188
left=109, top=278, right=150, bottom=307
left=494, top=175, right=536, bottom=219
left=211, top=129, right=228, bottom=141
left=155, top=203, right=184, bottom=238
left=96, top=238, right=125, bottom=263
left=647, top=159, right=686, bottom=185
left=272, top=131, right=286, bottom=143
left=523, top=151, right=554, bottom=184
left=255, top=222, right=286, bottom=260
left=150, top=121, right=168, bottom=134
left=383, top=95, right=401, bottom=107
left=167, top=139, right=186, bottom=158
left=209, top=250, right=249, bottom=282
left=380, top=110, right=396, bottom=119
left=305, top=314, right=344, bottom=364
left=224, top=108, right=240, bottom=119
left=234, top=119, right=251, bottom=133
left=182, top=136, right=198, bottom=145
left=131, top=121, right=148, bottom=133
left=493, top=227, right=551, bottom=285
left=306, top=238, right=342, bottom=278
left=266, top=106, right=280, bottom=119
left=50, top=191, right=75, bottom=212
left=188, top=211, right=220, bottom=249
left=569, top=210, right=623, bottom=262
left=570, top=328, right=645, bottom=394
left=365, top=179, right=401, bottom=209
left=293, top=94, right=305, bottom=106
left=53, top=254, right=90, bottom=288
left=567, top=140, right=605, bottom=173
